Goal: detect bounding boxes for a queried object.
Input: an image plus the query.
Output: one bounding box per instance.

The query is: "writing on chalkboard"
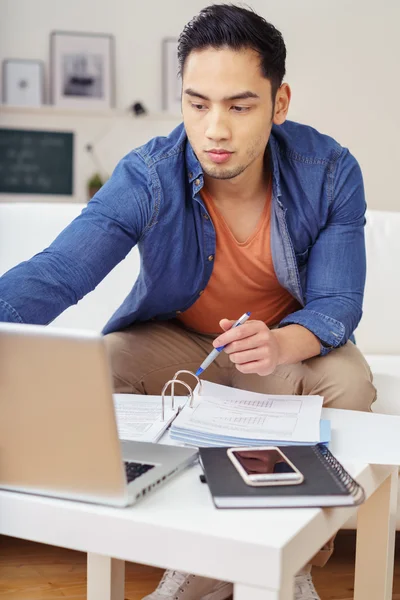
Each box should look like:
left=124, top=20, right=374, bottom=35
left=0, top=128, right=74, bottom=195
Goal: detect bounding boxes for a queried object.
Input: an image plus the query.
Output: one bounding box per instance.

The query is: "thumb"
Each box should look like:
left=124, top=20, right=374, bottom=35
left=219, top=318, right=235, bottom=332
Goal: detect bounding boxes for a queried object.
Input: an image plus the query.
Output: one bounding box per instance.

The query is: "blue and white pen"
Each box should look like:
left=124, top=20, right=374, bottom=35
left=195, top=312, right=251, bottom=377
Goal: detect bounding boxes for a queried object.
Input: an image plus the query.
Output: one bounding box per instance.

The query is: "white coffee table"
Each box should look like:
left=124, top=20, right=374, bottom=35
left=0, top=457, right=397, bottom=600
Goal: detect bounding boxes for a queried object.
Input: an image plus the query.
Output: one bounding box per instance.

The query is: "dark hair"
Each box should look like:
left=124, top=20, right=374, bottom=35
left=177, top=3, right=286, bottom=99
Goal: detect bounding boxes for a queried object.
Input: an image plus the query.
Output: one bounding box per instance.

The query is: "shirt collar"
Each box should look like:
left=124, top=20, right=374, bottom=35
left=185, top=139, right=204, bottom=194
left=269, top=126, right=282, bottom=199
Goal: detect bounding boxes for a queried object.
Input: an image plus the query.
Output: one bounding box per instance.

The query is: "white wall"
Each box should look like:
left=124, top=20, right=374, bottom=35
left=0, top=0, right=399, bottom=209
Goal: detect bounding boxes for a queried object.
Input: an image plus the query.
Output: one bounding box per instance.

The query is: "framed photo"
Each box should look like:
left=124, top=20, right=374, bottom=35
left=50, top=31, right=115, bottom=109
left=162, top=38, right=181, bottom=114
left=2, top=59, right=44, bottom=106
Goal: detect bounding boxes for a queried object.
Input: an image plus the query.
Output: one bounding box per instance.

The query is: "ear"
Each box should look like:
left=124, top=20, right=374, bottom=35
left=273, top=83, right=291, bottom=126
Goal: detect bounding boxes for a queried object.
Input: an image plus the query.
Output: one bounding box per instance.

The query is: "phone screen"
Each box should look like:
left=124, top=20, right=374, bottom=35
left=231, top=448, right=295, bottom=475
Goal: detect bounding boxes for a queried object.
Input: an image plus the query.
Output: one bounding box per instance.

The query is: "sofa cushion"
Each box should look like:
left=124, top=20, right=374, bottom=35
left=0, top=203, right=139, bottom=331
left=364, top=354, right=400, bottom=415
left=1, top=205, right=399, bottom=350
left=354, top=210, right=400, bottom=355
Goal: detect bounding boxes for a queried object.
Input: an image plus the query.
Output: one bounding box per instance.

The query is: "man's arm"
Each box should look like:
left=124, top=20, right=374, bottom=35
left=213, top=149, right=367, bottom=375
left=278, top=149, right=367, bottom=356
left=272, top=324, right=320, bottom=364
left=0, top=153, right=152, bottom=325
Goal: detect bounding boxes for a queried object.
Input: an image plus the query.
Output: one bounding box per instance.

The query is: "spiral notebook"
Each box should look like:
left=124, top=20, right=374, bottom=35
left=199, top=444, right=365, bottom=508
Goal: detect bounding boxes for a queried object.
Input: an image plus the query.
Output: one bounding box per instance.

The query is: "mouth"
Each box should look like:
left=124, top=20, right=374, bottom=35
left=205, top=149, right=234, bottom=164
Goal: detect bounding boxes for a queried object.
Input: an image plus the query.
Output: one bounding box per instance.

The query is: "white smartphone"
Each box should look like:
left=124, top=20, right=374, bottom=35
left=227, top=446, right=304, bottom=487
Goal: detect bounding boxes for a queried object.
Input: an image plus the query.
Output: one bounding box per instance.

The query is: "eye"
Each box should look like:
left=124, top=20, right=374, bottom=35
left=192, top=103, right=207, bottom=111
left=231, top=106, right=250, bottom=113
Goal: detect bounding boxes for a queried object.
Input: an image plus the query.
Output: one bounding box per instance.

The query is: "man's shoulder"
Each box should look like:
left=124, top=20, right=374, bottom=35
left=131, top=122, right=187, bottom=167
left=271, top=120, right=344, bottom=165
left=97, top=123, right=187, bottom=205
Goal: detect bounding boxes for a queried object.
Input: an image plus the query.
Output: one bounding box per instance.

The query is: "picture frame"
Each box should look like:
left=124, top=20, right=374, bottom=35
left=162, top=38, right=181, bottom=115
left=50, top=31, right=115, bottom=110
left=2, top=59, right=44, bottom=106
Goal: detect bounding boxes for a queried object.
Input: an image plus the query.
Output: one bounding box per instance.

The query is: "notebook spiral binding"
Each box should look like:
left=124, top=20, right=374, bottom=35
left=314, top=443, right=366, bottom=505
left=160, top=370, right=202, bottom=420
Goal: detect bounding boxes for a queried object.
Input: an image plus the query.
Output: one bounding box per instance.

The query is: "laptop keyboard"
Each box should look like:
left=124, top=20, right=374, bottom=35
left=124, top=461, right=155, bottom=484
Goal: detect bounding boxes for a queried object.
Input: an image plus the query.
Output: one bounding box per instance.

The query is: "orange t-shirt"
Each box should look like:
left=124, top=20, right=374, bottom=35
left=177, top=182, right=301, bottom=334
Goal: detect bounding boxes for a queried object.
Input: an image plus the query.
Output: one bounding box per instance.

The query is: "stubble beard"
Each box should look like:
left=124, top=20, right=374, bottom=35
left=201, top=141, right=264, bottom=181
left=201, top=163, right=248, bottom=180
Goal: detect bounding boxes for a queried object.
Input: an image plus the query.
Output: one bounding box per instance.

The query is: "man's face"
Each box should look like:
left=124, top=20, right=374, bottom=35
left=182, top=47, right=276, bottom=181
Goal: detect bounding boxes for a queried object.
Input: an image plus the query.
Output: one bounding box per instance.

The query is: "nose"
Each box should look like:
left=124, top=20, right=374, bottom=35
left=205, top=107, right=231, bottom=142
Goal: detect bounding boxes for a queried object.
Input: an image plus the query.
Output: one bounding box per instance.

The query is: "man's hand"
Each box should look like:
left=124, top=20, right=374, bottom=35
left=213, top=319, right=321, bottom=375
left=213, top=319, right=281, bottom=376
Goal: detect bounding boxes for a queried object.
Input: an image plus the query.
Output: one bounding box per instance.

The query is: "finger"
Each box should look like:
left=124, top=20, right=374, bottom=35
left=235, top=360, right=275, bottom=375
left=229, top=347, right=266, bottom=365
left=223, top=333, right=268, bottom=355
left=214, top=320, right=266, bottom=347
left=219, top=318, right=235, bottom=332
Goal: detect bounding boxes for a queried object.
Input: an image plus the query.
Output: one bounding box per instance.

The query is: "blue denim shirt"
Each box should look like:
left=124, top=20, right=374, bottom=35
left=0, top=121, right=366, bottom=356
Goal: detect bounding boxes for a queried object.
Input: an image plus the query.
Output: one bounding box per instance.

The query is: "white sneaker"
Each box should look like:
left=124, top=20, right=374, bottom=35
left=142, top=570, right=233, bottom=600
left=294, top=571, right=320, bottom=600
left=201, top=581, right=233, bottom=600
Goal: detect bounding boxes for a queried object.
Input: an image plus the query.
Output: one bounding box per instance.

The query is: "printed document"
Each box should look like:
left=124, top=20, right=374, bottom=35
left=113, top=395, right=179, bottom=443
left=172, top=380, right=323, bottom=443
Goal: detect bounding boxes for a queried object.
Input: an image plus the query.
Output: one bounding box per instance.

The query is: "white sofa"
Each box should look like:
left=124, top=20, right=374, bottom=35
left=1, top=203, right=400, bottom=526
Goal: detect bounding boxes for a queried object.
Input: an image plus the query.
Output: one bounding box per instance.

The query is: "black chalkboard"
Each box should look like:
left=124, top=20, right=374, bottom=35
left=0, top=128, right=73, bottom=195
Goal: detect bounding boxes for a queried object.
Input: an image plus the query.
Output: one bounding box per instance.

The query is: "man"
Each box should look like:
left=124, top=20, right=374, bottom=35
left=0, top=4, right=375, bottom=599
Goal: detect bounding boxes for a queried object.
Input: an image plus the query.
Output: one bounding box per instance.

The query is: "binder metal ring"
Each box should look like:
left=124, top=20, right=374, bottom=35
left=171, top=370, right=202, bottom=409
left=161, top=378, right=193, bottom=421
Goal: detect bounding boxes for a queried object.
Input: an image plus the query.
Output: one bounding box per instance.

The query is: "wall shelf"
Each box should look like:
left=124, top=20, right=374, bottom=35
left=0, top=103, right=183, bottom=204
left=0, top=104, right=182, bottom=122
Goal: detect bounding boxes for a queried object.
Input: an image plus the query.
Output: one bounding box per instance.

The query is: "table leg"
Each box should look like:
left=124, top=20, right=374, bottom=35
left=234, top=580, right=293, bottom=600
left=87, top=553, right=125, bottom=600
left=354, top=469, right=397, bottom=600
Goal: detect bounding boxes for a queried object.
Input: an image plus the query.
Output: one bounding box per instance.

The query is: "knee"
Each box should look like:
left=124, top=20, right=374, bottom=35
left=302, top=343, right=376, bottom=412
left=322, top=369, right=377, bottom=412
left=103, top=332, right=121, bottom=374
left=103, top=332, right=137, bottom=394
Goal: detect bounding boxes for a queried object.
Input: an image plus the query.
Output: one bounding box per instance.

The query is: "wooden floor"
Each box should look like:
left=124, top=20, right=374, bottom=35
left=1, top=532, right=400, bottom=600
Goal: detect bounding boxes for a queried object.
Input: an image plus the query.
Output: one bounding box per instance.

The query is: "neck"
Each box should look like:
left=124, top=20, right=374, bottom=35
left=203, top=150, right=270, bottom=206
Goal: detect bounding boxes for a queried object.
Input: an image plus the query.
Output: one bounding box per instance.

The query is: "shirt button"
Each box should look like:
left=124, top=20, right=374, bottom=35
left=176, top=310, right=182, bottom=315
left=199, top=290, right=204, bottom=296
left=203, top=213, right=209, bottom=220
left=208, top=254, right=214, bottom=261
left=195, top=178, right=201, bottom=186
left=188, top=172, right=193, bottom=179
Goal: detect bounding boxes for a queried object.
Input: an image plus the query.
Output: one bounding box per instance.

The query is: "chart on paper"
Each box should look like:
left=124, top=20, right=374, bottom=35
left=173, top=383, right=323, bottom=442
left=189, top=405, right=297, bottom=437
left=215, top=396, right=302, bottom=414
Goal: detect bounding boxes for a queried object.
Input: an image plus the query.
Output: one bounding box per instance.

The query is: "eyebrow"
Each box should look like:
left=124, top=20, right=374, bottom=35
left=184, top=88, right=260, bottom=101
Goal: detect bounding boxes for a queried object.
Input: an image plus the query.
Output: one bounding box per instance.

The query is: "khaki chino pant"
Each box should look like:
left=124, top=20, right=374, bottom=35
left=105, top=319, right=376, bottom=567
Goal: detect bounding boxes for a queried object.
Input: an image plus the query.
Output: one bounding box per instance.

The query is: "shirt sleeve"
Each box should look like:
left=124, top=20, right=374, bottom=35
left=278, top=149, right=367, bottom=356
left=0, top=151, right=154, bottom=325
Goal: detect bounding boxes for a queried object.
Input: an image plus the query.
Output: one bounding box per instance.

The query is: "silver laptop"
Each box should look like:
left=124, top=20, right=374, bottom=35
left=0, top=322, right=197, bottom=507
